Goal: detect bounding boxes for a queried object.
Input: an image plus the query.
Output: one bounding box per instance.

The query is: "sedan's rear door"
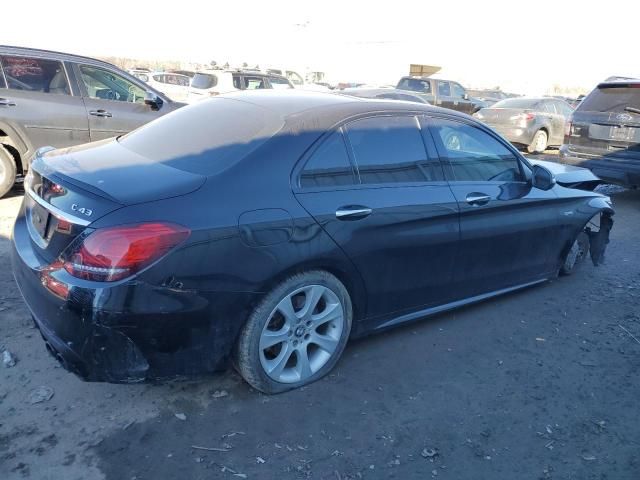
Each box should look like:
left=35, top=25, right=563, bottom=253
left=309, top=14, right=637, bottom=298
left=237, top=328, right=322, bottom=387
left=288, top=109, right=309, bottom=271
left=293, top=114, right=460, bottom=324
left=427, top=116, right=560, bottom=299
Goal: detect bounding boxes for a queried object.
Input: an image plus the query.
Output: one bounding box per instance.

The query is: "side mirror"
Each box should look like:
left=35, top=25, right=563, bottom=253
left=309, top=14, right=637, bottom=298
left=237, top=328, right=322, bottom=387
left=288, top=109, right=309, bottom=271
left=144, top=91, right=163, bottom=111
left=463, top=93, right=469, bottom=100
left=531, top=164, right=556, bottom=190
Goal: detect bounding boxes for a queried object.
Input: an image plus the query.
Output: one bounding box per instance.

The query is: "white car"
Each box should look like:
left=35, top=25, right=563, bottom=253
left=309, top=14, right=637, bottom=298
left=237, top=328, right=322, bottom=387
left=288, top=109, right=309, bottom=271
left=187, top=70, right=293, bottom=102
left=144, top=72, right=191, bottom=102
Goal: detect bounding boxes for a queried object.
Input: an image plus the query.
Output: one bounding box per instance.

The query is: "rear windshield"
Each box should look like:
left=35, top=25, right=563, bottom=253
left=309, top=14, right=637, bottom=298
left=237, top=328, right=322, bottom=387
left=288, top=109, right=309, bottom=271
left=190, top=73, right=217, bottom=89
left=119, top=98, right=284, bottom=175
left=579, top=86, right=640, bottom=113
left=492, top=98, right=539, bottom=109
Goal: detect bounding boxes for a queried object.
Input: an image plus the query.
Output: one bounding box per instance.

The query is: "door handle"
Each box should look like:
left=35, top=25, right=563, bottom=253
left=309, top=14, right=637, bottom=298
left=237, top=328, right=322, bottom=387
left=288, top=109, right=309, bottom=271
left=0, top=98, right=16, bottom=106
left=89, top=109, right=113, bottom=118
left=336, top=206, right=372, bottom=220
left=465, top=193, right=491, bottom=206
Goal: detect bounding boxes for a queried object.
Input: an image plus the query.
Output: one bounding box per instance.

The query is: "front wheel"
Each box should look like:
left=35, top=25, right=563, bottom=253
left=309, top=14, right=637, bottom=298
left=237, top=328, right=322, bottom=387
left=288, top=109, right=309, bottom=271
left=234, top=271, right=352, bottom=394
left=527, top=130, right=548, bottom=154
left=0, top=146, right=17, bottom=198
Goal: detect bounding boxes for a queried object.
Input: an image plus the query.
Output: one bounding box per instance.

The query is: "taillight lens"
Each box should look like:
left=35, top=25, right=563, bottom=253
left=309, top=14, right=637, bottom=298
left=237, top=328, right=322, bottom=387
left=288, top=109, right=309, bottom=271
left=61, top=223, right=190, bottom=282
left=565, top=118, right=573, bottom=137
left=522, top=113, right=535, bottom=121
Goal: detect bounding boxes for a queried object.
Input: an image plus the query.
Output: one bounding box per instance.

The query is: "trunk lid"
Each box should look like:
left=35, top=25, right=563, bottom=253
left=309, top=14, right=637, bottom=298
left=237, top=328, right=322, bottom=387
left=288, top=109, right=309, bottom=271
left=479, top=108, right=534, bottom=125
left=25, top=140, right=205, bottom=262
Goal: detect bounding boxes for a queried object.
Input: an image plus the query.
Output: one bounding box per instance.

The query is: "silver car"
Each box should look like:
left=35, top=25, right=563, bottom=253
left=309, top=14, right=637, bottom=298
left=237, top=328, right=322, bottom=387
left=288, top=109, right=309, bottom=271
left=0, top=45, right=182, bottom=197
left=474, top=97, right=574, bottom=153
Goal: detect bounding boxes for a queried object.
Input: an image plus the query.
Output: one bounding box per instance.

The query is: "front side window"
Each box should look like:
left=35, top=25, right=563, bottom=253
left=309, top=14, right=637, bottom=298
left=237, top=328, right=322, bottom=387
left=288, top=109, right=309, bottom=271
left=1, top=56, right=69, bottom=94
left=79, top=65, right=146, bottom=103
left=345, top=116, right=441, bottom=184
left=300, top=131, right=355, bottom=188
left=437, top=81, right=451, bottom=97
left=431, top=118, right=524, bottom=183
left=451, top=83, right=466, bottom=99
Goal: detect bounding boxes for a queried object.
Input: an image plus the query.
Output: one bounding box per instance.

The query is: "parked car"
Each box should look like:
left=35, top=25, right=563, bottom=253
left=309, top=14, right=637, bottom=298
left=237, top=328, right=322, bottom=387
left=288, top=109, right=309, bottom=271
left=11, top=90, right=614, bottom=393
left=128, top=68, right=151, bottom=82
left=473, top=97, right=574, bottom=153
left=0, top=45, right=183, bottom=198
left=187, top=69, right=293, bottom=102
left=338, top=87, right=429, bottom=104
left=264, top=67, right=330, bottom=92
left=144, top=72, right=191, bottom=102
left=559, top=79, right=640, bottom=188
left=468, top=89, right=511, bottom=107
left=396, top=76, right=483, bottom=114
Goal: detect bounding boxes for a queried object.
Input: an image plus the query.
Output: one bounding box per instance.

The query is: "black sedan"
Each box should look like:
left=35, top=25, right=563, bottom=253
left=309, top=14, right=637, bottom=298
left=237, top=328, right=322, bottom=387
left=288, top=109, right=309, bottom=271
left=11, top=91, right=614, bottom=393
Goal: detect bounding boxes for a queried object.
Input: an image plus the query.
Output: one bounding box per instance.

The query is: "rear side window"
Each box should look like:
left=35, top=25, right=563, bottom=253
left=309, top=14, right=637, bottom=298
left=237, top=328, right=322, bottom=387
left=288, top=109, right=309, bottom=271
left=269, top=76, right=293, bottom=90
left=119, top=97, right=284, bottom=175
left=1, top=56, right=69, bottom=94
left=431, top=118, right=524, bottom=183
left=300, top=131, right=355, bottom=188
left=397, top=78, right=431, bottom=94
left=191, top=73, right=217, bottom=89
left=579, top=86, right=640, bottom=113
left=0, top=64, right=6, bottom=89
left=345, top=116, right=441, bottom=184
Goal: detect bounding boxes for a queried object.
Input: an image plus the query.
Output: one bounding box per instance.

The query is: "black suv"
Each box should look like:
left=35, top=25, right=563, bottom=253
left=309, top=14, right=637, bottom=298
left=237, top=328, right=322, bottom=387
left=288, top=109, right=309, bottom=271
left=559, top=80, right=640, bottom=188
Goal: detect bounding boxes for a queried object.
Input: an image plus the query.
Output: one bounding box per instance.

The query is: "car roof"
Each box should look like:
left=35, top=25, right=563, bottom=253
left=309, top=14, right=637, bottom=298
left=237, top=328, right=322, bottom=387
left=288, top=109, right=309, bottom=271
left=217, top=90, right=455, bottom=121
left=0, top=45, right=119, bottom=70
left=597, top=80, right=640, bottom=88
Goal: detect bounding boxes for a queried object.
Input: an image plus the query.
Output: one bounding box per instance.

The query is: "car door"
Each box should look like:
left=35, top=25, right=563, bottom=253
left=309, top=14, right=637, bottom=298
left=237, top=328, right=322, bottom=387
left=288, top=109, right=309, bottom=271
left=428, top=116, right=559, bottom=299
left=73, top=63, right=168, bottom=141
left=0, top=55, right=89, bottom=151
left=451, top=82, right=474, bottom=114
left=435, top=81, right=457, bottom=111
left=293, top=114, right=460, bottom=325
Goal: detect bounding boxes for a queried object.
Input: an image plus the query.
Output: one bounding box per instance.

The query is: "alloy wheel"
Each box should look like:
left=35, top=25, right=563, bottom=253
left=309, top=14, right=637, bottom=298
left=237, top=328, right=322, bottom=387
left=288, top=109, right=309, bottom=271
left=259, top=285, right=345, bottom=383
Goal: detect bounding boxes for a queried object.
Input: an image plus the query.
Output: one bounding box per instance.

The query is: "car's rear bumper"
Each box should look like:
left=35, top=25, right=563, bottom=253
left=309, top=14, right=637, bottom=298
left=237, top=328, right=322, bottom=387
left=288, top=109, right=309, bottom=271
left=485, top=124, right=536, bottom=146
left=559, top=146, right=640, bottom=188
left=11, top=213, right=260, bottom=383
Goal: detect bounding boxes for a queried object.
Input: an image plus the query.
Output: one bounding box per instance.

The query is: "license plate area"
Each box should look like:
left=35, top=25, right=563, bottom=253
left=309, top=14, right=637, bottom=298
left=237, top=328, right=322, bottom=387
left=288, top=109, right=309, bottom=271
left=610, top=126, right=633, bottom=141
left=30, top=202, right=51, bottom=240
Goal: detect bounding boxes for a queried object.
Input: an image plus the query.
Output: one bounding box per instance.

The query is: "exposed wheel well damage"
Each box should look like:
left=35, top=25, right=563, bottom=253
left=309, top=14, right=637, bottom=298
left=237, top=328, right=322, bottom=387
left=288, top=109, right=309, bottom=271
left=560, top=210, right=614, bottom=271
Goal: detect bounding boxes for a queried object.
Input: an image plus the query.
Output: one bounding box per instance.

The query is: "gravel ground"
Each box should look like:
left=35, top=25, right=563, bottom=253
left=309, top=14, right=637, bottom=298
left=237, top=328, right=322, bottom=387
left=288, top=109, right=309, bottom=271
left=1, top=184, right=639, bottom=480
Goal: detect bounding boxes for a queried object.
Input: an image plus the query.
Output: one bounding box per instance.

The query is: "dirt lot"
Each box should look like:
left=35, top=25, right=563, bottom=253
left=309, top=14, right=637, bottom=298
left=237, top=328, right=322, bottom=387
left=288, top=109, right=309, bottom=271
left=1, top=183, right=639, bottom=480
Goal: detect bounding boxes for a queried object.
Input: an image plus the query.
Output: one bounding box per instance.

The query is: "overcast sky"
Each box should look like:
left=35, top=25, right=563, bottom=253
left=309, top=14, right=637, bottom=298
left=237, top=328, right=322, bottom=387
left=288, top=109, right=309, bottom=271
left=4, top=0, right=639, bottom=94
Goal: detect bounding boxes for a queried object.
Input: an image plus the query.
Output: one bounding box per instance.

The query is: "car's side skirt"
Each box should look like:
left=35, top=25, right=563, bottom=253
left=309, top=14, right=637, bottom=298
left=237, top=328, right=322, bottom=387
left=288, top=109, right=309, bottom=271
left=376, top=278, right=549, bottom=330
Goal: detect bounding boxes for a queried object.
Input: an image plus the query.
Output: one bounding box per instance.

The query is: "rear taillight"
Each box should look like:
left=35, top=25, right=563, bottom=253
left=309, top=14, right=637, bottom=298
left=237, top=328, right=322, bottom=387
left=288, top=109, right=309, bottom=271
left=61, top=223, right=190, bottom=282
left=522, top=113, right=535, bottom=121
left=565, top=119, right=572, bottom=137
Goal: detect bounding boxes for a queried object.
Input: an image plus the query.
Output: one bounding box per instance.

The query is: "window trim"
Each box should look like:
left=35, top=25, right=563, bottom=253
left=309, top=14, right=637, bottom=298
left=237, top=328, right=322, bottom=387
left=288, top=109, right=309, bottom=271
left=293, top=112, right=448, bottom=192
left=72, top=62, right=168, bottom=103
left=425, top=114, right=530, bottom=184
left=0, top=54, right=74, bottom=96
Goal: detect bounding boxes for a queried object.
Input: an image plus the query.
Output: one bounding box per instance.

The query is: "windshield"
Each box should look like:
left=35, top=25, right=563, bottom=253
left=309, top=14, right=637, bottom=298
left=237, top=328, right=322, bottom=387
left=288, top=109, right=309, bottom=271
left=119, top=98, right=284, bottom=175
left=492, top=98, right=539, bottom=109
left=579, top=86, right=640, bottom=113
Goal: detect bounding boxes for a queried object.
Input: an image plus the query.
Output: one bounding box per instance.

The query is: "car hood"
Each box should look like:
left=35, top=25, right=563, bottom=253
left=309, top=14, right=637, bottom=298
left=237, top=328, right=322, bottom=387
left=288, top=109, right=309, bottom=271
left=36, top=139, right=206, bottom=205
left=527, top=158, right=602, bottom=189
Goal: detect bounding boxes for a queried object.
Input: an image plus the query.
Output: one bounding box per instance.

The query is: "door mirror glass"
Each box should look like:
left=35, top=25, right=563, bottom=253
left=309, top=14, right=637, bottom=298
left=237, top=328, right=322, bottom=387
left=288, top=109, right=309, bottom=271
left=144, top=91, right=163, bottom=110
left=531, top=164, right=556, bottom=190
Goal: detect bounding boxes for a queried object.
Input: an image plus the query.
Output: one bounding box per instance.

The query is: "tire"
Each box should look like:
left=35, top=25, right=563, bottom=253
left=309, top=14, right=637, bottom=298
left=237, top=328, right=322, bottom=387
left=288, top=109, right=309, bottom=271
left=234, top=270, right=352, bottom=394
left=0, top=145, right=17, bottom=199
left=561, top=214, right=603, bottom=276
left=527, top=130, right=548, bottom=154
